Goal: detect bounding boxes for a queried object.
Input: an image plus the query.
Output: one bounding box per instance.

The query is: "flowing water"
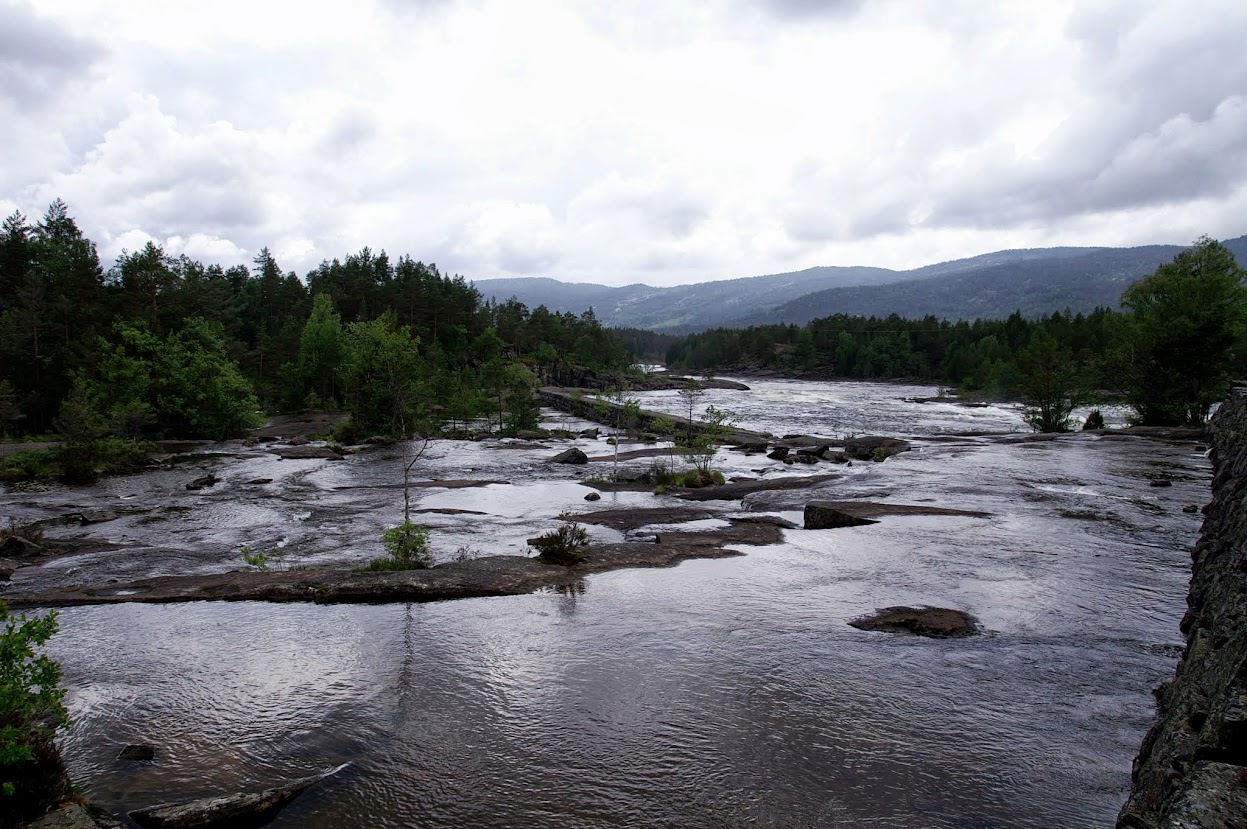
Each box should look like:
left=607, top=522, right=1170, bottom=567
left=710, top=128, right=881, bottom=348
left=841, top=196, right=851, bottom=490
left=3, top=380, right=1208, bottom=828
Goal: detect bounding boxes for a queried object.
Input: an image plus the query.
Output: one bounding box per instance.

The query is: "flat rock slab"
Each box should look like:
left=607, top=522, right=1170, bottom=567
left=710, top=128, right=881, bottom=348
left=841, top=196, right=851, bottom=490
left=270, top=447, right=344, bottom=460
left=804, top=504, right=878, bottom=529
left=806, top=500, right=992, bottom=520
left=585, top=447, right=694, bottom=462
left=673, top=474, right=841, bottom=502
left=653, top=520, right=783, bottom=547
left=26, top=803, right=116, bottom=829
left=577, top=506, right=714, bottom=531
left=5, top=542, right=741, bottom=608
left=130, top=763, right=348, bottom=829
left=849, top=606, right=978, bottom=638
left=333, top=480, right=509, bottom=491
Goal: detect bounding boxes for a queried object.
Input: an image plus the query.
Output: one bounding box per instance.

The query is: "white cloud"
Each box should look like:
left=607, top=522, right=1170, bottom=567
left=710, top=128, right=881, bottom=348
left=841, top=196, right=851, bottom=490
left=4, top=0, right=1245, bottom=285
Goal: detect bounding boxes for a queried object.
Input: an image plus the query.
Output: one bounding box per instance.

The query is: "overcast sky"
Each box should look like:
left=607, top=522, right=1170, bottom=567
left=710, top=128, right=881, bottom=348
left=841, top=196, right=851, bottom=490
left=3, top=0, right=1246, bottom=286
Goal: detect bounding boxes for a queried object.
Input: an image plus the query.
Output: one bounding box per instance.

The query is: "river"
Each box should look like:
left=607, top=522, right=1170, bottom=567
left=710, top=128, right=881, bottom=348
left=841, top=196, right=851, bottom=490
left=4, top=379, right=1207, bottom=828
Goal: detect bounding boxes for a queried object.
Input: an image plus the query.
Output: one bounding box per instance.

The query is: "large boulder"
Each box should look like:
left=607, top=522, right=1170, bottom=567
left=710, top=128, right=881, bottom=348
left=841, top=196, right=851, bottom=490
left=548, top=447, right=588, bottom=465
left=849, top=606, right=978, bottom=638
left=804, top=503, right=879, bottom=529
left=767, top=446, right=789, bottom=460
left=844, top=436, right=911, bottom=462
left=129, top=764, right=348, bottom=829
left=185, top=474, right=218, bottom=490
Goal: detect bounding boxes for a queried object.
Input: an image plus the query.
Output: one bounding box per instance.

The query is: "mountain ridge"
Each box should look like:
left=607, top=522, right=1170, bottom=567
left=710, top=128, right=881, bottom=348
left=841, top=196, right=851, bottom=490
left=473, top=236, right=1247, bottom=332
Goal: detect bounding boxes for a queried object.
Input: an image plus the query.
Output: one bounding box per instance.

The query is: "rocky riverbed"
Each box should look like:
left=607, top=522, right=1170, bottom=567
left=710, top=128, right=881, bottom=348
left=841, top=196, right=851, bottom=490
left=2, top=379, right=1214, bottom=829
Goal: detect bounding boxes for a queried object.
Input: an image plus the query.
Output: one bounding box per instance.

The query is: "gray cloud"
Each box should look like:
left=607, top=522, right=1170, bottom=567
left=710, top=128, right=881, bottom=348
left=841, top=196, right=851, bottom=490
left=0, top=2, right=106, bottom=106
left=750, top=0, right=866, bottom=20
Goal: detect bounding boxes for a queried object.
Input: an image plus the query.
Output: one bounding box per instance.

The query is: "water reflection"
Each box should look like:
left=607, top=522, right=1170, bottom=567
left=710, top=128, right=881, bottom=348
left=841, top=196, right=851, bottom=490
left=23, top=380, right=1209, bottom=828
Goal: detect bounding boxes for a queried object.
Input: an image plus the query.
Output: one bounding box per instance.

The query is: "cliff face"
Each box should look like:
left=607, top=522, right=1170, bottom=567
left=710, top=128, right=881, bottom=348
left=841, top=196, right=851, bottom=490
left=1118, top=390, right=1247, bottom=827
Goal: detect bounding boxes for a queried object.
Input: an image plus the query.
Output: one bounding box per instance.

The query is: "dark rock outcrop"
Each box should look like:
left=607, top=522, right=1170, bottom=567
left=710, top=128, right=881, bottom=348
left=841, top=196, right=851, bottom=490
left=129, top=763, right=347, bottom=829
left=1117, top=391, right=1246, bottom=828
left=767, top=447, right=789, bottom=460
left=803, top=503, right=879, bottom=529
left=185, top=474, right=218, bottom=491
left=548, top=447, right=588, bottom=465
left=849, top=606, right=977, bottom=638
left=1, top=535, right=44, bottom=557
left=844, top=436, right=911, bottom=462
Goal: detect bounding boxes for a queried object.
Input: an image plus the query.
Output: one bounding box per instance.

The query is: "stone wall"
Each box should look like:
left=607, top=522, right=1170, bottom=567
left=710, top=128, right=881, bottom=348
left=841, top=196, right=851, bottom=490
left=1117, top=389, right=1247, bottom=827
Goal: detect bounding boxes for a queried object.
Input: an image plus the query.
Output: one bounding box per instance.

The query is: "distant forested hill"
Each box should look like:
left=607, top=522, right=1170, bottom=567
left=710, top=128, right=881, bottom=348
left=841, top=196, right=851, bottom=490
left=474, top=236, right=1247, bottom=331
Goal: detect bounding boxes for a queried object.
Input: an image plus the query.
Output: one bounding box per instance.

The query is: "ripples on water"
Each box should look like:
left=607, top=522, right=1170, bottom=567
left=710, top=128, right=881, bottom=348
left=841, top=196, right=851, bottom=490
left=21, top=380, right=1208, bottom=828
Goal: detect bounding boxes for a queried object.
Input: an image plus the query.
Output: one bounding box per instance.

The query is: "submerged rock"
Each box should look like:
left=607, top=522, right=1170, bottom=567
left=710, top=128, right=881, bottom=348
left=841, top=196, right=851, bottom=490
left=118, top=744, right=155, bottom=761
left=129, top=763, right=348, bottom=829
left=849, top=606, right=977, bottom=638
left=584, top=492, right=601, bottom=502
left=548, top=447, right=588, bottom=465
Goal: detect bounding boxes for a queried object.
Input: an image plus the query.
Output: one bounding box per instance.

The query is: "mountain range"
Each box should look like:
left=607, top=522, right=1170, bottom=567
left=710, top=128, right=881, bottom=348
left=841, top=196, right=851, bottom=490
left=472, top=235, right=1247, bottom=333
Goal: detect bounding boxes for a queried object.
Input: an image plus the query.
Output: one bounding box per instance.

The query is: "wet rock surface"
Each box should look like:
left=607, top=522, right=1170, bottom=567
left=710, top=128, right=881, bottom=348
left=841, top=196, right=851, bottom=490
left=849, top=606, right=978, bottom=638
left=803, top=503, right=879, bottom=529
left=548, top=447, right=588, bottom=464
left=129, top=763, right=347, bottom=829
left=1117, top=390, right=1247, bottom=829
left=270, top=446, right=344, bottom=461
left=5, top=541, right=749, bottom=608
left=843, top=436, right=911, bottom=461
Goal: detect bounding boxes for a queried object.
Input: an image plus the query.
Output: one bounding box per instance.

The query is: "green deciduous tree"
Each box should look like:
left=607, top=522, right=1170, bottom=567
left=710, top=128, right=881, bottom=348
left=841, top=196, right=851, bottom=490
left=1116, top=237, right=1247, bottom=426
left=1019, top=332, right=1084, bottom=433
left=94, top=319, right=261, bottom=440
left=291, top=293, right=345, bottom=408
left=1, top=601, right=69, bottom=822
left=339, top=311, right=427, bottom=437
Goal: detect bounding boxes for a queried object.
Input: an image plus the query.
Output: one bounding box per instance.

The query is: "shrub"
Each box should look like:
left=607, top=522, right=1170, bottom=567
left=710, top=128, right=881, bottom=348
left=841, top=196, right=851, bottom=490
left=1, top=602, right=70, bottom=823
left=674, top=469, right=724, bottom=488
left=527, top=519, right=589, bottom=566
left=0, top=450, right=57, bottom=481
left=1083, top=409, right=1106, bottom=430
left=363, top=522, right=432, bottom=571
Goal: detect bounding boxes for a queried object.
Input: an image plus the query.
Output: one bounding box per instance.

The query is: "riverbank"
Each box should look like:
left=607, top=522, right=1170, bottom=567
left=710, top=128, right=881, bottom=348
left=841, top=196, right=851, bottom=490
left=1117, top=389, right=1247, bottom=827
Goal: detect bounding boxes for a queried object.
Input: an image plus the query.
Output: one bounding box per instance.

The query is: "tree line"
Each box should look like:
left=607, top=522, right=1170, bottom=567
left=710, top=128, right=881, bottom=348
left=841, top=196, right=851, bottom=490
left=0, top=200, right=634, bottom=453
left=665, top=237, right=1247, bottom=429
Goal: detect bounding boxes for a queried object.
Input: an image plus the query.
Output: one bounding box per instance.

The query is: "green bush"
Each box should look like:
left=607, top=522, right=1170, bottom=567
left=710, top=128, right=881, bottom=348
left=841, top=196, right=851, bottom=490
left=0, top=450, right=57, bottom=481
left=527, top=520, right=589, bottom=566
left=362, top=522, right=432, bottom=571
left=1, top=602, right=69, bottom=824
left=674, top=469, right=724, bottom=488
